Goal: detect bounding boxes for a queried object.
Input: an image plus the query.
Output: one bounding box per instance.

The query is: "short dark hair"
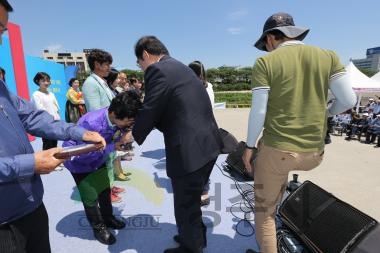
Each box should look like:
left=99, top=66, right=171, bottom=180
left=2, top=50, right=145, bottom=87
left=134, top=36, right=169, bottom=60
left=129, top=77, right=138, bottom=85
left=87, top=49, right=113, bottom=71
left=0, top=0, right=13, bottom=12
left=68, top=78, right=78, bottom=87
left=188, top=60, right=207, bottom=83
left=108, top=90, right=142, bottom=120
left=33, top=72, right=50, bottom=85
left=104, top=68, right=119, bottom=86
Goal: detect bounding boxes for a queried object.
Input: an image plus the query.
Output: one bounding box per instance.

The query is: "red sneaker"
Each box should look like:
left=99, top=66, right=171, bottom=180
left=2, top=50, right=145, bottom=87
left=112, top=186, right=126, bottom=194
left=110, top=192, right=121, bottom=203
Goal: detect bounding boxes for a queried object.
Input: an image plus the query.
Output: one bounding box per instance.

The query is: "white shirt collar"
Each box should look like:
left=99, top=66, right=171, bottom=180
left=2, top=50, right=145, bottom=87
left=277, top=40, right=305, bottom=49
left=91, top=73, right=115, bottom=100
left=91, top=73, right=106, bottom=84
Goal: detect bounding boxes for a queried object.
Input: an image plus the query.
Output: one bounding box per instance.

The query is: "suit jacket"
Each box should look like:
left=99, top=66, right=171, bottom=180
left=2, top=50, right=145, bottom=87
left=82, top=73, right=114, bottom=112
left=133, top=56, right=223, bottom=178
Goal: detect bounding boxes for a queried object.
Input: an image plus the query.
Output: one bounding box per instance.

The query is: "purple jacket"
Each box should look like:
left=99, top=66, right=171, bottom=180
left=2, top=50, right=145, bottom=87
left=63, top=108, right=116, bottom=173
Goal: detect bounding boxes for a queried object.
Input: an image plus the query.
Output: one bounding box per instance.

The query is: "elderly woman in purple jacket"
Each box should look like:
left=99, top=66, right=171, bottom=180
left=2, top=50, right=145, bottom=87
left=63, top=91, right=141, bottom=245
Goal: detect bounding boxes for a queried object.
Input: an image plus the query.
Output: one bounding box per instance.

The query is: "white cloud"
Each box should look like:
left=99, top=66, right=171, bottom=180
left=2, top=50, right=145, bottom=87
left=227, top=27, right=243, bottom=35
left=228, top=10, right=248, bottom=20
left=45, top=43, right=63, bottom=52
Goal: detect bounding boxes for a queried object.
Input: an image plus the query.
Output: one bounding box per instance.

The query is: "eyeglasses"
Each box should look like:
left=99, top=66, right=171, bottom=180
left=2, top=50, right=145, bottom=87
left=136, top=59, right=142, bottom=68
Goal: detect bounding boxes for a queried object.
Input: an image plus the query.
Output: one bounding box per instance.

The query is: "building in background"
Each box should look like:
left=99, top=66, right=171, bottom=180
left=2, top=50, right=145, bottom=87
left=0, top=23, right=72, bottom=120
left=42, top=49, right=90, bottom=74
left=351, top=47, right=380, bottom=72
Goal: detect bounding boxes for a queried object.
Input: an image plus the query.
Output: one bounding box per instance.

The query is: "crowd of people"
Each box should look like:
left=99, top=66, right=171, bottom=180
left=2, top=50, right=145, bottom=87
left=1, top=1, right=360, bottom=252
left=330, top=100, right=380, bottom=147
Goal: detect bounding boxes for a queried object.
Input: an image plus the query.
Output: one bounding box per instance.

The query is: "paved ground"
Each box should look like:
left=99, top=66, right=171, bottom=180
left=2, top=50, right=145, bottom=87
left=39, top=127, right=259, bottom=253
left=214, top=108, right=380, bottom=221
left=35, top=108, right=379, bottom=253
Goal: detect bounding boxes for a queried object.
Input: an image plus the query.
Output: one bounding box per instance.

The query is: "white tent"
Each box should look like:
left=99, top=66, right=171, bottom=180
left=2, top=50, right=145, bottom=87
left=345, top=62, right=380, bottom=93
left=371, top=70, right=380, bottom=82
left=345, top=62, right=380, bottom=111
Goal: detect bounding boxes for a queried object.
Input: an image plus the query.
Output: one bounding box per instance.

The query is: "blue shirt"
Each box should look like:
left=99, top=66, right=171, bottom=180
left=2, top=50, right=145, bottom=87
left=0, top=80, right=85, bottom=224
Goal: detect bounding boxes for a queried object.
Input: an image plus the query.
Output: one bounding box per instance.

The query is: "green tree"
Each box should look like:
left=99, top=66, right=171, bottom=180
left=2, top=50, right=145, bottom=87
left=76, top=70, right=90, bottom=84
left=238, top=67, right=252, bottom=83
left=206, top=66, right=252, bottom=86
left=358, top=68, right=378, bottom=78
left=121, top=69, right=144, bottom=80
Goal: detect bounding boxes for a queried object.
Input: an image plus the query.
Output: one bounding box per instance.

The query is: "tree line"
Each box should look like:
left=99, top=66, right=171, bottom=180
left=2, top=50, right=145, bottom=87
left=78, top=66, right=377, bottom=92
left=119, top=65, right=253, bottom=91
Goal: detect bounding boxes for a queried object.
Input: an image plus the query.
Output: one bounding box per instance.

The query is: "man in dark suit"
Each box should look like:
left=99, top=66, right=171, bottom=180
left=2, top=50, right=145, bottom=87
left=132, top=36, right=223, bottom=253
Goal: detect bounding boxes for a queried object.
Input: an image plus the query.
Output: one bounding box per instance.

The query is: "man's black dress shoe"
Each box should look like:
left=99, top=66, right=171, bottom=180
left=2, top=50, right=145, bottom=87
left=246, top=249, right=259, bottom=253
left=92, top=224, right=116, bottom=245
left=172, top=235, right=207, bottom=248
left=104, top=216, right=126, bottom=229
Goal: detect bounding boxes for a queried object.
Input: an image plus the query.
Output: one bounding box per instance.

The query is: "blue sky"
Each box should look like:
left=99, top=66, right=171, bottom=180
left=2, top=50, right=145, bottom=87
left=9, top=0, right=380, bottom=71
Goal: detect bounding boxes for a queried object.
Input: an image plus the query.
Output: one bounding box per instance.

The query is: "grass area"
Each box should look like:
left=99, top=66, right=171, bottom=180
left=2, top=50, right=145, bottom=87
left=215, top=91, right=251, bottom=108
left=213, top=82, right=251, bottom=91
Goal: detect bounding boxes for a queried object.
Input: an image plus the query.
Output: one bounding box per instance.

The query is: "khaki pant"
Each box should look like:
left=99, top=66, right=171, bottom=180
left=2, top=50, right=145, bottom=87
left=253, top=143, right=324, bottom=253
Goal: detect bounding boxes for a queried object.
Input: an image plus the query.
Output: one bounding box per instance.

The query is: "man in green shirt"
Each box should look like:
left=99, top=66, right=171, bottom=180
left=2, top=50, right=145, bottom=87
left=243, top=12, right=357, bottom=253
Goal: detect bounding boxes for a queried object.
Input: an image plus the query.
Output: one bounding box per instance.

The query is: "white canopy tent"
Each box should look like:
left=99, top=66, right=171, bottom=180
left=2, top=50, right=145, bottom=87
left=345, top=62, right=380, bottom=111
left=345, top=62, right=380, bottom=93
left=370, top=70, right=380, bottom=82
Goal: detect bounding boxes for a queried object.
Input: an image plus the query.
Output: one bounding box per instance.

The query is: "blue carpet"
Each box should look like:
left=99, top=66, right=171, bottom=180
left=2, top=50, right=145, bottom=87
left=36, top=129, right=259, bottom=253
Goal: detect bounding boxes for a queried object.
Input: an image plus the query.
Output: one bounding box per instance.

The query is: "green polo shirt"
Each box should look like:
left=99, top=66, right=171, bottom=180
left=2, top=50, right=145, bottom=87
left=252, top=42, right=345, bottom=152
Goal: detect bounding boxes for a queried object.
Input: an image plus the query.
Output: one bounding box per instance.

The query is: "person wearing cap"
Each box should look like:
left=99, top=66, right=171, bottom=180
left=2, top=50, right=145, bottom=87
left=372, top=99, right=380, bottom=115
left=344, top=110, right=361, bottom=141
left=357, top=112, right=371, bottom=141
left=364, top=98, right=375, bottom=113
left=365, top=114, right=380, bottom=145
left=242, top=12, right=357, bottom=253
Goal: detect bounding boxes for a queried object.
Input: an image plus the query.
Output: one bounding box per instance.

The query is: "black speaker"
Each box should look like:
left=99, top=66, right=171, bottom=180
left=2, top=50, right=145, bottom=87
left=219, top=128, right=239, bottom=154
left=224, top=141, right=254, bottom=181
left=351, top=224, right=380, bottom=253
left=279, top=181, right=378, bottom=253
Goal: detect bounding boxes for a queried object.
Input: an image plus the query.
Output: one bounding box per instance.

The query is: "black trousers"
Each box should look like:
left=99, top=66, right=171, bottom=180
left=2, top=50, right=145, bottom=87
left=71, top=166, right=113, bottom=226
left=42, top=138, right=57, bottom=151
left=365, top=131, right=379, bottom=144
left=171, top=158, right=216, bottom=253
left=0, top=203, right=50, bottom=253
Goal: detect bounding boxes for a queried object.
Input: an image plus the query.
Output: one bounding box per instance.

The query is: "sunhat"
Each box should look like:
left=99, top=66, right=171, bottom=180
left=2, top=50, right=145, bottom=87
left=254, top=12, right=310, bottom=51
